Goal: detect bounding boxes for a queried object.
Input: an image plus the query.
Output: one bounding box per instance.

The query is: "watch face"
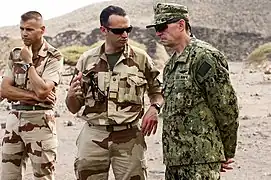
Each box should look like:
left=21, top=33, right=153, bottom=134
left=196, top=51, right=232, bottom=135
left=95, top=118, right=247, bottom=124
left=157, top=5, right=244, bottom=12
left=21, top=64, right=30, bottom=72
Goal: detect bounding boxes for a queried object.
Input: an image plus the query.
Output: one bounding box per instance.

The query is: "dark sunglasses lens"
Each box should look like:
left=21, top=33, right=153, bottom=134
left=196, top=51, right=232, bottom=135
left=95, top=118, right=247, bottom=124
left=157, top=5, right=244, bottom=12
left=111, top=26, right=133, bottom=34
left=126, top=26, right=133, bottom=33
left=155, top=24, right=168, bottom=32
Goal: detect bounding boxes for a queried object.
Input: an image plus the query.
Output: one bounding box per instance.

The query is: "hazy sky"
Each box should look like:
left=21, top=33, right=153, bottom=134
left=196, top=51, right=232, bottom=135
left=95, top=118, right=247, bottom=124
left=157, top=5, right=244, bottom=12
left=0, top=0, right=109, bottom=27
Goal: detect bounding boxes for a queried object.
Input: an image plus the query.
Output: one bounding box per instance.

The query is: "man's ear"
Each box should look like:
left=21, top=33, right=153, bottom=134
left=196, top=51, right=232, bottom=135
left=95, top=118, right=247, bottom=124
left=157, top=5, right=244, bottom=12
left=178, top=19, right=186, bottom=31
left=41, top=26, right=45, bottom=34
left=100, top=26, right=107, bottom=35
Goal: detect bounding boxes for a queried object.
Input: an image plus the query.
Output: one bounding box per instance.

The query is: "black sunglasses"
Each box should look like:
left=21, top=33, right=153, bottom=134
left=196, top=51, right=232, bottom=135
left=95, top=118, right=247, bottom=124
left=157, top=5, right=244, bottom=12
left=106, top=26, right=133, bottom=35
left=154, top=18, right=181, bottom=33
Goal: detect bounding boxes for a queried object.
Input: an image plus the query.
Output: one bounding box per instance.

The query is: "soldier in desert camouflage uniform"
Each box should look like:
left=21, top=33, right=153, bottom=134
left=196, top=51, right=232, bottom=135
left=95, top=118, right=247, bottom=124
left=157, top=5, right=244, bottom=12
left=1, top=11, right=63, bottom=180
left=65, top=5, right=163, bottom=180
left=146, top=3, right=239, bottom=180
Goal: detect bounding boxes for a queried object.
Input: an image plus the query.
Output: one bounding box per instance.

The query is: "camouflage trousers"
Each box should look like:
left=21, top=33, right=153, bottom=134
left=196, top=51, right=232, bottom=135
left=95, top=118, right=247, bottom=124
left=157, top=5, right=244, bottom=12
left=74, top=122, right=147, bottom=180
left=165, top=163, right=221, bottom=180
left=1, top=110, right=57, bottom=180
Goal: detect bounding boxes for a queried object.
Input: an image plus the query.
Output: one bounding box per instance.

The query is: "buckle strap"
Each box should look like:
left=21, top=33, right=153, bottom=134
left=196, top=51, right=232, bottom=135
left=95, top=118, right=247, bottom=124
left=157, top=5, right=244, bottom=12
left=88, top=122, right=138, bottom=132
left=12, top=105, right=52, bottom=111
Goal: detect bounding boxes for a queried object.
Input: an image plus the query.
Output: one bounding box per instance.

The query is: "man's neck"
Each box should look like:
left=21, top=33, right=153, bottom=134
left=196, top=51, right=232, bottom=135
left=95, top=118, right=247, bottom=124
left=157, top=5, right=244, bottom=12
left=31, top=38, right=43, bottom=56
left=174, top=35, right=191, bottom=54
left=105, top=41, right=124, bottom=54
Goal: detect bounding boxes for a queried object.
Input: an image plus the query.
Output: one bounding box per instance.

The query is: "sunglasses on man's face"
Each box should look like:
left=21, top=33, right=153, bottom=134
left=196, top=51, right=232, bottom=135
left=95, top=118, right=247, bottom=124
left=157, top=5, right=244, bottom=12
left=106, top=26, right=133, bottom=35
left=154, top=18, right=181, bottom=33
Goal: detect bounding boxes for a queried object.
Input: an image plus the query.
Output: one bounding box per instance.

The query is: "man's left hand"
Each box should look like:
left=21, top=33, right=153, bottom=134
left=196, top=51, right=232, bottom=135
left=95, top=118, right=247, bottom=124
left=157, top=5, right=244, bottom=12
left=20, top=45, right=33, bottom=64
left=141, top=106, right=158, bottom=136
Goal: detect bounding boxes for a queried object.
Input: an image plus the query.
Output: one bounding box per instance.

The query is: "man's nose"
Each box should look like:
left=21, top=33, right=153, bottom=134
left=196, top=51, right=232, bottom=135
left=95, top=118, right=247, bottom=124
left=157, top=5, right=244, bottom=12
left=121, top=31, right=128, bottom=38
left=156, top=31, right=162, bottom=36
left=22, top=30, right=28, bottom=37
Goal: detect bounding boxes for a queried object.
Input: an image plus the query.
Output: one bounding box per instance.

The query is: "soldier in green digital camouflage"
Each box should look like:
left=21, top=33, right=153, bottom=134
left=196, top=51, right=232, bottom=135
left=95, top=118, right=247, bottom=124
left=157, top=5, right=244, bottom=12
left=147, top=3, right=239, bottom=180
left=1, top=11, right=63, bottom=179
left=65, top=5, right=163, bottom=180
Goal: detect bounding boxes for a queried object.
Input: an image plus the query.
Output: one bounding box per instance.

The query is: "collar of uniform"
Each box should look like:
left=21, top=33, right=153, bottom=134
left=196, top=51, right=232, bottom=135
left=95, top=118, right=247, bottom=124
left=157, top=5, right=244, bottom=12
left=37, top=38, right=49, bottom=58
left=95, top=43, right=135, bottom=65
left=174, top=37, right=197, bottom=63
left=89, top=43, right=107, bottom=65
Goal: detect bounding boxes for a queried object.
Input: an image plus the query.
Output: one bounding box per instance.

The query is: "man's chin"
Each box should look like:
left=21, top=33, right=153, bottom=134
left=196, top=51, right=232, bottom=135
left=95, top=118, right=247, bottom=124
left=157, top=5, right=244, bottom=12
left=160, top=41, right=169, bottom=47
left=22, top=40, right=31, bottom=46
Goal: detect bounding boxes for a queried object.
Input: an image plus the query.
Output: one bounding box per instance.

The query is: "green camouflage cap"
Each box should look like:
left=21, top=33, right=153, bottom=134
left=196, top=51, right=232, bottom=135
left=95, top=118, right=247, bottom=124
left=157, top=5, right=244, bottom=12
left=146, top=3, right=189, bottom=28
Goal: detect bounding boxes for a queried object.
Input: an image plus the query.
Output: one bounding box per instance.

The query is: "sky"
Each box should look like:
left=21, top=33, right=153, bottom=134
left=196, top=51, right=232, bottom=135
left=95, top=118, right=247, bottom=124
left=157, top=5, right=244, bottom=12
left=0, top=0, right=109, bottom=27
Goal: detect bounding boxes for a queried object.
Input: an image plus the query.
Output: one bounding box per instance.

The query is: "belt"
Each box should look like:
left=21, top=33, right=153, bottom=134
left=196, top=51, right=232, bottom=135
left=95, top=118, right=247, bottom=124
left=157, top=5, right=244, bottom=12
left=12, top=105, right=52, bottom=111
left=88, top=121, right=138, bottom=132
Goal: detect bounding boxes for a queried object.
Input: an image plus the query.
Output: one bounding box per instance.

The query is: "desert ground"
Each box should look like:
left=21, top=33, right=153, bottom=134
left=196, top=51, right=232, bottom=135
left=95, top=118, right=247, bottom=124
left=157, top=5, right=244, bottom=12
left=0, top=61, right=271, bottom=180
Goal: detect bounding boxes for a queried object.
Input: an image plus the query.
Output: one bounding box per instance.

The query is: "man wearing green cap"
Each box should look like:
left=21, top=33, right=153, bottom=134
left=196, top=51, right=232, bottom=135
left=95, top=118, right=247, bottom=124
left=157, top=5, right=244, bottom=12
left=147, top=3, right=239, bottom=180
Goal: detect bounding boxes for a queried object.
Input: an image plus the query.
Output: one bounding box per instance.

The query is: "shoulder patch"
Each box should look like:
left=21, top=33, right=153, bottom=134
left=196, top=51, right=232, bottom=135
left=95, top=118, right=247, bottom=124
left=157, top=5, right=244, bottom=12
left=198, top=61, right=211, bottom=77
left=48, top=48, right=62, bottom=60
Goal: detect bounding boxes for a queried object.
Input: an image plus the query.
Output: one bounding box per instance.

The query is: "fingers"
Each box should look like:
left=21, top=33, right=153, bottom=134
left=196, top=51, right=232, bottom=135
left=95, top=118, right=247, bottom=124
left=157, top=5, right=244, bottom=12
left=220, top=159, right=234, bottom=172
left=45, top=97, right=54, bottom=104
left=144, top=120, right=152, bottom=136
left=71, top=80, right=81, bottom=89
left=71, top=72, right=82, bottom=84
left=152, top=123, right=158, bottom=135
left=141, top=117, right=158, bottom=136
left=141, top=117, right=147, bottom=135
left=225, top=158, right=234, bottom=164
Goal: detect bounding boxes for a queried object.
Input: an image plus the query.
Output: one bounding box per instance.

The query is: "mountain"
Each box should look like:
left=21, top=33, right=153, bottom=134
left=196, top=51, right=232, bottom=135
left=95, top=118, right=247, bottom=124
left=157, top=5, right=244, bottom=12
left=0, top=0, right=270, bottom=65
left=0, top=0, right=270, bottom=38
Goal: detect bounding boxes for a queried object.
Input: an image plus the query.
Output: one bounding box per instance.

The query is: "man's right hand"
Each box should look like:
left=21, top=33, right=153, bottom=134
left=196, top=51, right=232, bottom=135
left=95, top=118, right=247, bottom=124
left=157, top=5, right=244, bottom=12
left=68, top=72, right=83, bottom=98
left=221, top=158, right=235, bottom=172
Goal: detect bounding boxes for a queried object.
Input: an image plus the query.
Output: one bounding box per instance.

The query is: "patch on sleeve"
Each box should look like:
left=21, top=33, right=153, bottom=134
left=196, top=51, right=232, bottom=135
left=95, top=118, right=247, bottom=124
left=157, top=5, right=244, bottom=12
left=48, top=48, right=62, bottom=60
left=198, top=61, right=211, bottom=77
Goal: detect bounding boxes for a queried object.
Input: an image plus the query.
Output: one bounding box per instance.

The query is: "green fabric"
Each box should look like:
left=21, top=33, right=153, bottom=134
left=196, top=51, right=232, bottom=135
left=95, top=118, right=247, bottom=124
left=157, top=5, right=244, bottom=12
left=162, top=37, right=239, bottom=166
left=106, top=51, right=123, bottom=71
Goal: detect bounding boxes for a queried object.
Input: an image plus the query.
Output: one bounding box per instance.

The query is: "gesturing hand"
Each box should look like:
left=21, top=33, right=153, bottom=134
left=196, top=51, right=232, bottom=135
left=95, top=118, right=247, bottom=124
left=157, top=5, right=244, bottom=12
left=68, top=72, right=83, bottom=98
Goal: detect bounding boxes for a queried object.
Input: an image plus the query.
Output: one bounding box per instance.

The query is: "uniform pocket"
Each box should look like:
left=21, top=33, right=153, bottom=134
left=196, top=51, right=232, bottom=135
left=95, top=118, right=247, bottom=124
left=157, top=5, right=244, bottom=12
left=118, top=74, right=147, bottom=104
left=43, top=111, right=57, bottom=135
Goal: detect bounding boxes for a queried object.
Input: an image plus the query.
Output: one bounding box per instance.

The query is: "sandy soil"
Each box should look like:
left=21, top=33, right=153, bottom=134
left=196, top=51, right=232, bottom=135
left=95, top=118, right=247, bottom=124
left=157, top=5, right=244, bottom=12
left=0, top=62, right=271, bottom=180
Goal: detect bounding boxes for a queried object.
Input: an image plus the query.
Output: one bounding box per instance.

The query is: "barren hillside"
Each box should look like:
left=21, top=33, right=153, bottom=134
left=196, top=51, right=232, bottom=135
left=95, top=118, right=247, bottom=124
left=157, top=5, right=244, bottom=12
left=0, top=0, right=270, bottom=38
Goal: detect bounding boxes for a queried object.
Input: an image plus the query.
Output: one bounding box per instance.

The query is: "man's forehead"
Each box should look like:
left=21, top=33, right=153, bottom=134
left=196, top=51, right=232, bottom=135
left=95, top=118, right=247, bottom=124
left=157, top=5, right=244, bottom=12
left=108, top=15, right=130, bottom=26
left=20, top=18, right=43, bottom=27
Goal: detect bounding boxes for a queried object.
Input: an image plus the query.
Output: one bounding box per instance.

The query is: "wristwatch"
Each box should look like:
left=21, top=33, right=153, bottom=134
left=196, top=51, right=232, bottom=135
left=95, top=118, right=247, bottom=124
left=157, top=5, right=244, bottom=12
left=151, top=103, right=161, bottom=114
left=22, top=63, right=33, bottom=72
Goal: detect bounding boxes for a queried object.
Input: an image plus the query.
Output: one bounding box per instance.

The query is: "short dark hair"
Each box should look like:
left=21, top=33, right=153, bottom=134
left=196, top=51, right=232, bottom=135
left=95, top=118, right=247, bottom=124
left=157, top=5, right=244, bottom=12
left=100, top=5, right=126, bottom=27
left=21, top=11, right=43, bottom=22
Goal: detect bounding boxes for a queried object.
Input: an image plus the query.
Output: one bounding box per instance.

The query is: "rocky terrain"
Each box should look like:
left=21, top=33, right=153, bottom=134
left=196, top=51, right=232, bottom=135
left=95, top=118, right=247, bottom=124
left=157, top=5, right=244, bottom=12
left=0, top=0, right=270, bottom=63
left=0, top=62, right=271, bottom=180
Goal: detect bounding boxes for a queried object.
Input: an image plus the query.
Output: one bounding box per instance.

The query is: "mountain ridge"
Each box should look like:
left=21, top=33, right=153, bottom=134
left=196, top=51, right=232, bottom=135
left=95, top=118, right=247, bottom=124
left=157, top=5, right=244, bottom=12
left=0, top=0, right=270, bottom=38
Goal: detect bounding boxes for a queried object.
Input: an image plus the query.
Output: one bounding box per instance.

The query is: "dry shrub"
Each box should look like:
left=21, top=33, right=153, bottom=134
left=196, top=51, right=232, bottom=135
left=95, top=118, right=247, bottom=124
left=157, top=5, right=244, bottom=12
left=245, top=43, right=271, bottom=71
left=60, top=40, right=147, bottom=66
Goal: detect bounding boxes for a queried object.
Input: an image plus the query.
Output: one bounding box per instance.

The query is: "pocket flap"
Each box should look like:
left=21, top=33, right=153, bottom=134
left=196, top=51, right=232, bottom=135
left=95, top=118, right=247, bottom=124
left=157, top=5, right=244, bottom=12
left=128, top=76, right=147, bottom=86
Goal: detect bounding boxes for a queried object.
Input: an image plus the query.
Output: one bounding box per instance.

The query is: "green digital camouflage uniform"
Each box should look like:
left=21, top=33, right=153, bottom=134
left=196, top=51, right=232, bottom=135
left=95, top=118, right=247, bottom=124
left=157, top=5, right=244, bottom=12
left=1, top=39, right=63, bottom=180
left=147, top=3, right=239, bottom=180
left=72, top=43, right=161, bottom=180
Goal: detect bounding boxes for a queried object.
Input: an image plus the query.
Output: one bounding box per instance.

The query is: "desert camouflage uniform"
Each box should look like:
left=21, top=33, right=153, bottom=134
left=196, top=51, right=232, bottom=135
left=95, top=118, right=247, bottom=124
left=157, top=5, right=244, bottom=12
left=1, top=39, right=63, bottom=180
left=73, top=43, right=161, bottom=180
